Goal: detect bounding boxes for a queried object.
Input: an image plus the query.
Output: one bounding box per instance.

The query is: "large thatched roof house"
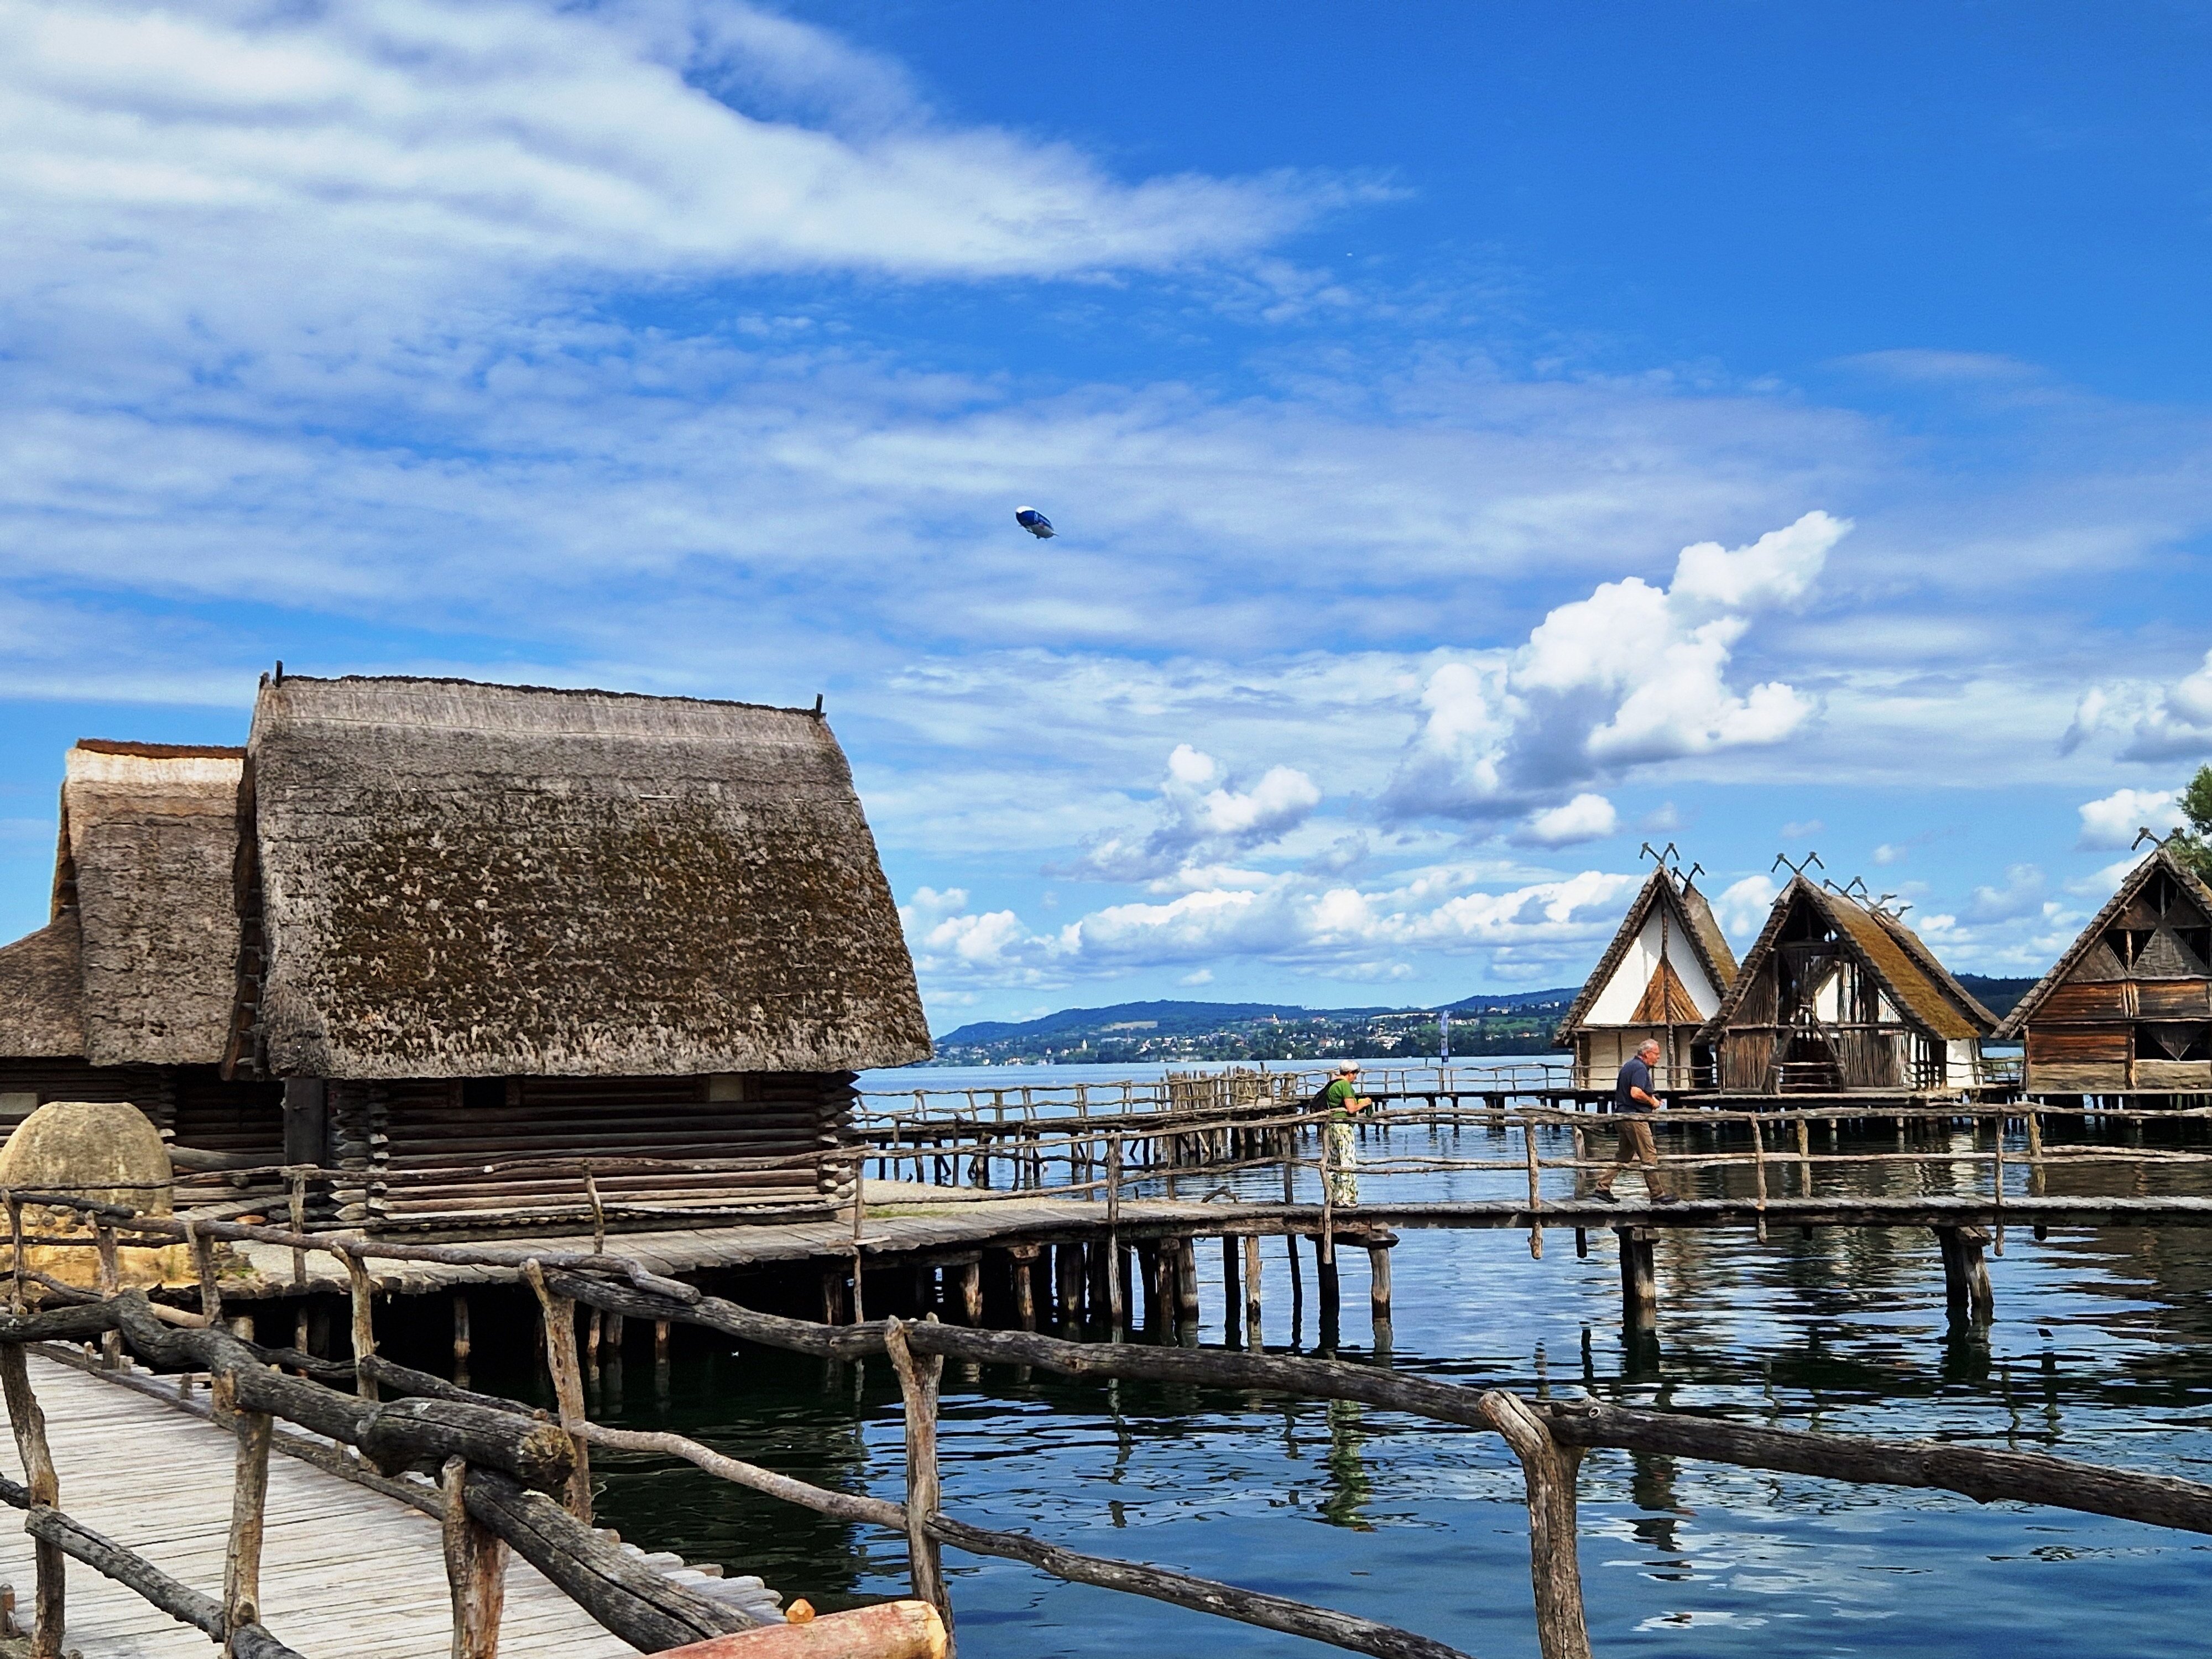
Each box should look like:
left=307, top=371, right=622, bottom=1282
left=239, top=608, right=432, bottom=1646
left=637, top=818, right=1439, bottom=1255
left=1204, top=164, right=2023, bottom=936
left=1994, top=847, right=2212, bottom=1098
left=1697, top=877, right=1996, bottom=1095
left=1553, top=868, right=1737, bottom=1091
left=0, top=674, right=930, bottom=1230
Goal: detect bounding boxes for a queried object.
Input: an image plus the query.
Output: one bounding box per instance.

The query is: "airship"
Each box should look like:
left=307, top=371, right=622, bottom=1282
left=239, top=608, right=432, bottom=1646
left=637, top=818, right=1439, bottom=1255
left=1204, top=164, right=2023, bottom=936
left=1015, top=506, right=1056, bottom=539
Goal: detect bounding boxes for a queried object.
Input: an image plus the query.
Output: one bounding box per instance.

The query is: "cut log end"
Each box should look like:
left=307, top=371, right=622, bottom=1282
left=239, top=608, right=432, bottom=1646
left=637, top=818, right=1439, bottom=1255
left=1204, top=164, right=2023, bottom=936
left=640, top=1600, right=946, bottom=1659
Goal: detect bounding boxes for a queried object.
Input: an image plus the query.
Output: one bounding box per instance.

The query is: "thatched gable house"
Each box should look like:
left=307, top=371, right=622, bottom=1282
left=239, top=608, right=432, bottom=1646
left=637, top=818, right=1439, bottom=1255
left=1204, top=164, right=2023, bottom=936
left=0, top=675, right=931, bottom=1232
left=1994, top=848, right=2212, bottom=1097
left=1698, top=877, right=1996, bottom=1094
left=1554, top=869, right=1737, bottom=1089
left=0, top=741, right=277, bottom=1154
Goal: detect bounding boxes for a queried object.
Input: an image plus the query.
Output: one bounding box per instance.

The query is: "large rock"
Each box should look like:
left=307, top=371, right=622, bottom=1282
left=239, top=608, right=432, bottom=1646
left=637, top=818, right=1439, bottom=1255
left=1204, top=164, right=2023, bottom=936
left=0, top=1100, right=191, bottom=1292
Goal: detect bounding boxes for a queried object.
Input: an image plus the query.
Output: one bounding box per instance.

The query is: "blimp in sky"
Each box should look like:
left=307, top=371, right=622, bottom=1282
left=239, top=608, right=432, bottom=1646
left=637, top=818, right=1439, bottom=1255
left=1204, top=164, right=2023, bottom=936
left=1014, top=506, right=1056, bottom=539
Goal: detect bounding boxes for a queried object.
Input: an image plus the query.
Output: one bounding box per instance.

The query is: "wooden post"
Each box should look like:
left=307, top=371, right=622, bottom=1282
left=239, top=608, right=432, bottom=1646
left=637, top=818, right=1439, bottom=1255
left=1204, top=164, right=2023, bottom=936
left=882, top=1320, right=951, bottom=1630
left=583, top=1167, right=607, bottom=1258
left=1242, top=1234, right=1263, bottom=1350
left=1750, top=1117, right=1768, bottom=1242
left=1482, top=1390, right=1592, bottom=1659
left=1105, top=1136, right=1125, bottom=1332
left=1617, top=1227, right=1657, bottom=1331
left=453, top=1296, right=472, bottom=1383
left=287, top=1170, right=309, bottom=1291
left=849, top=1154, right=867, bottom=1325
left=1011, top=1246, right=1037, bottom=1332
left=523, top=1260, right=593, bottom=1521
left=1055, top=1242, right=1082, bottom=1328
left=1936, top=1226, right=1995, bottom=1323
left=1794, top=1115, right=1813, bottom=1196
left=958, top=1260, right=983, bottom=1327
left=586, top=1306, right=604, bottom=1373
left=1368, top=1244, right=1392, bottom=1333
left=95, top=1220, right=121, bottom=1370
left=0, top=1345, right=64, bottom=1659
left=221, top=1386, right=273, bottom=1657
left=1220, top=1237, right=1241, bottom=1347
left=338, top=1245, right=378, bottom=1402
left=2027, top=1107, right=2046, bottom=1197
left=441, top=1457, right=508, bottom=1659
left=7, top=1193, right=22, bottom=1314
left=1524, top=1112, right=1544, bottom=1260
left=1136, top=1243, right=1163, bottom=1333
left=1313, top=1235, right=1340, bottom=1350
left=1173, top=1236, right=1200, bottom=1329
left=654, top=1319, right=671, bottom=1366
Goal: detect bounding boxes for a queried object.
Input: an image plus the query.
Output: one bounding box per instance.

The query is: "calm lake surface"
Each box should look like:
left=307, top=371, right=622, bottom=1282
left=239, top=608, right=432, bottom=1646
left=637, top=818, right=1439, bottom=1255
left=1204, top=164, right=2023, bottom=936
left=498, top=1063, right=2212, bottom=1658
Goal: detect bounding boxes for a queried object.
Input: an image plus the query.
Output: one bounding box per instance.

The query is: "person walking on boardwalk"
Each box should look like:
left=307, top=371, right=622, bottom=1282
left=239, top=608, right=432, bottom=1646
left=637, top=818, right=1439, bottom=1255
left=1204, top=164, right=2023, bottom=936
left=1590, top=1038, right=1677, bottom=1204
left=1320, top=1060, right=1371, bottom=1205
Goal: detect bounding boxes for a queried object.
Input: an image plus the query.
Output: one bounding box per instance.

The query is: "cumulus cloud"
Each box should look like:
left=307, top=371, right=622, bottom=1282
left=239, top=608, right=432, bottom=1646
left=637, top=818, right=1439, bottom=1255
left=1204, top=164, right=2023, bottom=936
left=2076, top=786, right=2183, bottom=849
left=1067, top=744, right=1322, bottom=886
left=1384, top=512, right=1848, bottom=822
left=1964, top=863, right=2047, bottom=924
left=1512, top=792, right=1619, bottom=847
left=2063, top=650, right=2212, bottom=761
left=1713, top=874, right=1778, bottom=941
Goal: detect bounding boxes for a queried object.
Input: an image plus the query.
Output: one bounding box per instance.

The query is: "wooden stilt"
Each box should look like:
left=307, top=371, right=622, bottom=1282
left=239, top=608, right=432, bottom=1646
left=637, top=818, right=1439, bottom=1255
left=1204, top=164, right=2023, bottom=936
left=1243, top=1234, right=1264, bottom=1350
left=1220, top=1237, right=1241, bottom=1347
left=1174, top=1236, right=1201, bottom=1328
left=1138, top=1242, right=1164, bottom=1333
left=958, top=1260, right=983, bottom=1327
left=882, top=1321, right=952, bottom=1630
left=1012, top=1246, right=1037, bottom=1332
left=523, top=1260, right=593, bottom=1521
left=1616, top=1227, right=1656, bottom=1331
left=96, top=1221, right=121, bottom=1370
left=452, top=1296, right=472, bottom=1383
left=654, top=1318, right=671, bottom=1365
left=1482, top=1390, right=1592, bottom=1659
left=340, top=1248, right=379, bottom=1402
left=0, top=1345, right=64, bottom=1659
left=1313, top=1236, right=1340, bottom=1350
left=221, top=1391, right=273, bottom=1657
left=1937, top=1225, right=1995, bottom=1322
left=441, top=1457, right=508, bottom=1659
left=1367, top=1244, right=1392, bottom=1333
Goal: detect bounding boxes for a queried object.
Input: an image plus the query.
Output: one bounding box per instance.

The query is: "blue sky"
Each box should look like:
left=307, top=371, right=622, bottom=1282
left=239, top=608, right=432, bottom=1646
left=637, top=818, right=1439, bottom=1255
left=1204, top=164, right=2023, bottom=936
left=5, top=2, right=2212, bottom=1031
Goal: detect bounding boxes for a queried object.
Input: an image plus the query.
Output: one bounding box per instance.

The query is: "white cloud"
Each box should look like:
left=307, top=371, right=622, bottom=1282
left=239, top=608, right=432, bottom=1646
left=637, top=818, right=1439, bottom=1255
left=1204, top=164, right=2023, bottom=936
left=1780, top=818, right=1824, bottom=839
left=1713, top=874, right=1778, bottom=941
left=1964, top=863, right=2047, bottom=924
left=1514, top=792, right=1619, bottom=847
left=1067, top=744, right=1322, bottom=886
left=2063, top=650, right=2212, bottom=762
left=2076, top=786, right=2182, bottom=849
left=1871, top=843, right=1903, bottom=865
left=1384, top=512, right=1848, bottom=821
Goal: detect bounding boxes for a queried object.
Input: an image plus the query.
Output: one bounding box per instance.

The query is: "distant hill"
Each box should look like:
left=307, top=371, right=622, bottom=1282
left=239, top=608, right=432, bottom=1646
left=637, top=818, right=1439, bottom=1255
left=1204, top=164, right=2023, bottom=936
left=1956, top=974, right=2039, bottom=1020
left=930, top=991, right=1582, bottom=1066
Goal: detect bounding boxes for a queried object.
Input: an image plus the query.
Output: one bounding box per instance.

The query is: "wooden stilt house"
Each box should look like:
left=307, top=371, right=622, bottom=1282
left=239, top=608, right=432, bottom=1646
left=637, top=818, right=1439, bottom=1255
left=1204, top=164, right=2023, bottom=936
left=1553, top=868, right=1738, bottom=1091
left=1697, top=877, right=1997, bottom=1094
left=0, top=740, right=279, bottom=1154
left=0, top=674, right=932, bottom=1233
left=1993, top=847, right=2212, bottom=1098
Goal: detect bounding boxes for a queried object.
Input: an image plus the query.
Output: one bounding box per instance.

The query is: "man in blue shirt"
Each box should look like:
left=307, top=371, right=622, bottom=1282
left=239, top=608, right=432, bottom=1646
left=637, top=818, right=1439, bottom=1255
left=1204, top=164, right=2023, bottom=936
left=1590, top=1038, right=1677, bottom=1204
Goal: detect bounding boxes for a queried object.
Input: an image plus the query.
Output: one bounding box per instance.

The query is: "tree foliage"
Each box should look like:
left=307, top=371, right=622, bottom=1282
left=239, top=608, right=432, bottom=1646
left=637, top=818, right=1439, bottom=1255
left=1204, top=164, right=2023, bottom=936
left=2171, top=765, right=2212, bottom=883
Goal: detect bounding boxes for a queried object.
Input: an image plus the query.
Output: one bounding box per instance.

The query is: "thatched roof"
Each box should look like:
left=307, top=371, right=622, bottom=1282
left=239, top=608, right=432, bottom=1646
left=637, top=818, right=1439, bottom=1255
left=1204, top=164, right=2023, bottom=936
left=1700, top=877, right=1993, bottom=1044
left=248, top=675, right=930, bottom=1079
left=0, top=913, right=85, bottom=1058
left=59, top=742, right=246, bottom=1067
left=1553, top=870, right=1738, bottom=1045
left=1994, top=847, right=2212, bottom=1039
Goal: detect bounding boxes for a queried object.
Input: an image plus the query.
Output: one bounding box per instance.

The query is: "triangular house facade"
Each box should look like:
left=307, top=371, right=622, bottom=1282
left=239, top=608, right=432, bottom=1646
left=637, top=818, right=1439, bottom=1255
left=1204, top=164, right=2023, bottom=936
left=1554, top=869, right=1739, bottom=1089
left=1995, top=847, right=2212, bottom=1097
left=1697, top=877, right=1995, bottom=1094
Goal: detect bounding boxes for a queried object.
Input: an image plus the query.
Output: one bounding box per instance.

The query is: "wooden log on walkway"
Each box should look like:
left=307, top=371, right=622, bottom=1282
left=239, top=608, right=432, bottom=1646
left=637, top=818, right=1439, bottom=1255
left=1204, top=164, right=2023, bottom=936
left=442, top=1458, right=509, bottom=1659
left=641, top=1602, right=945, bottom=1659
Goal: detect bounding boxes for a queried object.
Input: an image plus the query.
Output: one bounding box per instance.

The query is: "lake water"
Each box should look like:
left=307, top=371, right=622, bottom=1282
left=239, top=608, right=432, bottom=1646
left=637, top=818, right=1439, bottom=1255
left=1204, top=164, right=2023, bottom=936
left=495, top=1070, right=2212, bottom=1658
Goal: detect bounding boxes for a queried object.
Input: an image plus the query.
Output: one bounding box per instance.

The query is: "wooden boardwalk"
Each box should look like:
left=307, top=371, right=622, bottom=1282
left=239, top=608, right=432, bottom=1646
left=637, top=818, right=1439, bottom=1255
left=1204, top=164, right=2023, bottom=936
left=0, top=1350, right=634, bottom=1658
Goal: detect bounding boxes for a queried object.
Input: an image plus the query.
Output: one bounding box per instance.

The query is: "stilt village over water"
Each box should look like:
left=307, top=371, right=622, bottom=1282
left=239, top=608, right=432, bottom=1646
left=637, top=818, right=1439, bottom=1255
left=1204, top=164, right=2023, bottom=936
left=0, top=667, right=2208, bottom=1658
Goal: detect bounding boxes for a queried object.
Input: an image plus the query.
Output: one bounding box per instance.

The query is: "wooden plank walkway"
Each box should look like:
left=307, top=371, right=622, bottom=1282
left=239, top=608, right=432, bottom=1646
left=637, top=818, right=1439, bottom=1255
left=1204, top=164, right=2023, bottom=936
left=0, top=1350, right=634, bottom=1658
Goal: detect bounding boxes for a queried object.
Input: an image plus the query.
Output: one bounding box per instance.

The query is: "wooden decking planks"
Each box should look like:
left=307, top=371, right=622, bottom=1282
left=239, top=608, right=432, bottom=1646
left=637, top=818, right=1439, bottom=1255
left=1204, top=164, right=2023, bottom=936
left=0, top=1352, right=634, bottom=1658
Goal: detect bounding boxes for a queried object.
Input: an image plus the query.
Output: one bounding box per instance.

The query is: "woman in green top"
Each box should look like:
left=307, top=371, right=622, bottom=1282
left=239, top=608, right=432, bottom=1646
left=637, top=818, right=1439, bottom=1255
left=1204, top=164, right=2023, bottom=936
left=1320, top=1061, right=1370, bottom=1205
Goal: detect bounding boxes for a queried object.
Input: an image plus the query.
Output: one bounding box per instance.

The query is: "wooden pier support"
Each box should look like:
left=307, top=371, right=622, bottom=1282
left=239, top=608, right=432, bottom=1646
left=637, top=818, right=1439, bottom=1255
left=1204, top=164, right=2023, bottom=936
left=452, top=1295, right=471, bottom=1383
left=1368, top=1244, right=1392, bottom=1335
left=1174, top=1237, right=1201, bottom=1329
left=1937, top=1225, right=1995, bottom=1323
left=1219, top=1237, right=1241, bottom=1347
left=222, top=1389, right=274, bottom=1657
left=1242, top=1235, right=1264, bottom=1350
left=441, top=1458, right=508, bottom=1659
left=1010, top=1245, right=1039, bottom=1332
left=1616, top=1227, right=1656, bottom=1332
left=883, top=1321, right=951, bottom=1632
left=957, top=1261, right=983, bottom=1327
left=1483, top=1390, right=1591, bottom=1659
left=1313, top=1237, right=1340, bottom=1350
left=1055, top=1243, right=1083, bottom=1328
left=524, top=1261, right=593, bottom=1522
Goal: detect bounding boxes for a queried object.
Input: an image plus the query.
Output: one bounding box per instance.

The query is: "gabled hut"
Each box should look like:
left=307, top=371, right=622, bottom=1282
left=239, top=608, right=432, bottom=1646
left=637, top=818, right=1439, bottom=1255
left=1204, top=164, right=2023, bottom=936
left=229, top=674, right=931, bottom=1229
left=1994, top=848, right=2212, bottom=1097
left=0, top=740, right=276, bottom=1153
left=1698, top=878, right=1996, bottom=1094
left=1554, top=869, right=1738, bottom=1090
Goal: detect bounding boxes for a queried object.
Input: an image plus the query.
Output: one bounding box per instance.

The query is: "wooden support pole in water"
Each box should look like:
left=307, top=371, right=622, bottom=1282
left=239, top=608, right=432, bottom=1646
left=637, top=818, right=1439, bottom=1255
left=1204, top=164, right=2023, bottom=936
left=1010, top=1245, right=1037, bottom=1332
left=1368, top=1245, right=1392, bottom=1335
left=0, top=1344, right=62, bottom=1659
left=882, top=1320, right=951, bottom=1630
left=522, top=1260, right=593, bottom=1522
left=1523, top=1113, right=1544, bottom=1260
left=1055, top=1243, right=1082, bottom=1328
left=1482, top=1390, right=1591, bottom=1659
left=1750, top=1119, right=1768, bottom=1242
left=1220, top=1237, right=1241, bottom=1347
left=1242, top=1235, right=1264, bottom=1350
left=1794, top=1116, right=1813, bottom=1196
left=1936, top=1226, right=1994, bottom=1323
left=452, top=1296, right=472, bottom=1383
left=1616, top=1227, right=1656, bottom=1332
left=221, top=1387, right=273, bottom=1658
left=958, top=1260, right=983, bottom=1327
left=441, top=1458, right=507, bottom=1659
left=1312, top=1236, right=1340, bottom=1349
left=1105, top=1136, right=1126, bottom=1333
left=654, top=1319, right=671, bottom=1366
left=1137, top=1242, right=1163, bottom=1332
left=1174, top=1237, right=1200, bottom=1329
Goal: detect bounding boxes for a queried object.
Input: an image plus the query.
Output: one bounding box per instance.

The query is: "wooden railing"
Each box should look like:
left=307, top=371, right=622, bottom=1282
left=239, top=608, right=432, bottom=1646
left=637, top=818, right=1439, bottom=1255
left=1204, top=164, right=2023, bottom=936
left=4, top=1182, right=2212, bottom=1657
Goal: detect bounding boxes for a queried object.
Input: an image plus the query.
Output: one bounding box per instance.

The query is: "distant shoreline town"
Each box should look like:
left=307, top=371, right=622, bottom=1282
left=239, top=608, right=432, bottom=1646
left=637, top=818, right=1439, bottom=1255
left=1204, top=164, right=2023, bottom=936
left=926, top=977, right=2041, bottom=1067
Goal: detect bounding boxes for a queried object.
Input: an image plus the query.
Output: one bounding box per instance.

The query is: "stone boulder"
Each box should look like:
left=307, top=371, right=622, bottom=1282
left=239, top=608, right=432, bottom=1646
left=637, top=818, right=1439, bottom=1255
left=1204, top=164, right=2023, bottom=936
left=0, top=1100, right=191, bottom=1292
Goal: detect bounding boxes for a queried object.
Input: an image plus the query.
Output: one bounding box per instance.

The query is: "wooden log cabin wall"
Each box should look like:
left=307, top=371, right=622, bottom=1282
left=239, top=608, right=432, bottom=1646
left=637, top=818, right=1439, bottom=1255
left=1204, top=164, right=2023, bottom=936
left=1552, top=867, right=1737, bottom=1091
left=1995, top=847, right=2212, bottom=1098
left=1697, top=877, right=1996, bottom=1095
left=0, top=675, right=931, bottom=1233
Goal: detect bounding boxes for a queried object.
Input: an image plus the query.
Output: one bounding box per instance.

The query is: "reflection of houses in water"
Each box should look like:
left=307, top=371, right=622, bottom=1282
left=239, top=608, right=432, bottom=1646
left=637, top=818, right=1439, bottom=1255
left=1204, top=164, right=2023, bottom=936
left=1997, top=847, right=2212, bottom=1100
left=1554, top=867, right=1738, bottom=1091
left=1698, top=877, right=1996, bottom=1094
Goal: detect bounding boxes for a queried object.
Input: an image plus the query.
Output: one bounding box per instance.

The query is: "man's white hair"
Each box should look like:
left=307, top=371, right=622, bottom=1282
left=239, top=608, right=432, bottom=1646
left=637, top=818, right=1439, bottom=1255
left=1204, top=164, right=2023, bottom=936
left=1637, top=1039, right=1661, bottom=1052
